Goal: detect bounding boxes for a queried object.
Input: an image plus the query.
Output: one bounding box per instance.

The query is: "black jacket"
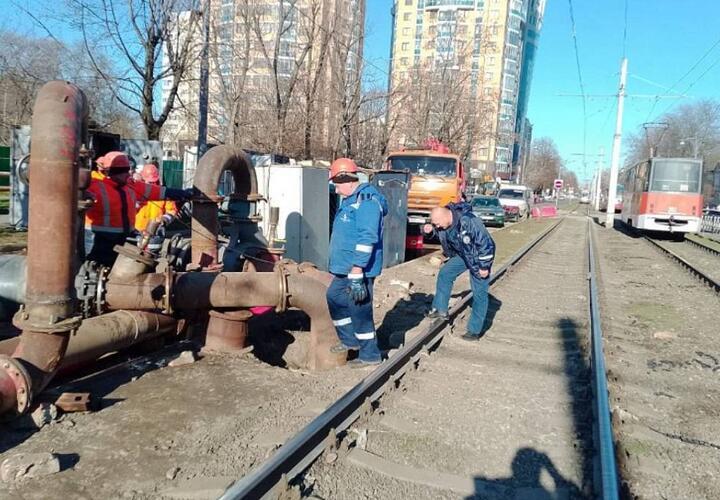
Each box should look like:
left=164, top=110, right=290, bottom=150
left=438, top=202, right=496, bottom=277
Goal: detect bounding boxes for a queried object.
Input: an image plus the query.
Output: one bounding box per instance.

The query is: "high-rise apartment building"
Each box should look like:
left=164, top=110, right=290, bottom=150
left=161, top=0, right=364, bottom=160
left=388, top=0, right=545, bottom=179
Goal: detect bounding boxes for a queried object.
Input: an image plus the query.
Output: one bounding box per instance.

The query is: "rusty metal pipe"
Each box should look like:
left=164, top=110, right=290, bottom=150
left=192, top=145, right=259, bottom=266
left=0, top=81, right=87, bottom=417
left=103, top=264, right=345, bottom=370
left=285, top=272, right=345, bottom=370
left=104, top=271, right=280, bottom=311
left=0, top=311, right=176, bottom=375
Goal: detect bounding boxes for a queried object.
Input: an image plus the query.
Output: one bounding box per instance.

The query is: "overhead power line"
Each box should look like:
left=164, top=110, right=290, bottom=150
left=644, top=34, right=720, bottom=121
left=566, top=0, right=587, bottom=162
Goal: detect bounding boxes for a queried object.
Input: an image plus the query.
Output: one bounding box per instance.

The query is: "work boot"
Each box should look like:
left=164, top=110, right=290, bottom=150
left=330, top=343, right=359, bottom=354
left=425, top=308, right=449, bottom=321
left=347, top=358, right=381, bottom=368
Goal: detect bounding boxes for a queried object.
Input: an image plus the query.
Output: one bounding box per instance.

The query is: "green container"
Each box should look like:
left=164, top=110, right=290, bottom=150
left=162, top=160, right=184, bottom=189
left=0, top=146, right=10, bottom=188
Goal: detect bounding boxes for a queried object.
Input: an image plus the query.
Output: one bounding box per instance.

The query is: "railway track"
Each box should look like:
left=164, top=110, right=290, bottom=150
left=222, top=215, right=619, bottom=500
left=643, top=235, right=720, bottom=294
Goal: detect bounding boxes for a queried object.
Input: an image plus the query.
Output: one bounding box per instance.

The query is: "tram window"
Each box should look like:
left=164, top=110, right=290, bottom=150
left=650, top=160, right=701, bottom=193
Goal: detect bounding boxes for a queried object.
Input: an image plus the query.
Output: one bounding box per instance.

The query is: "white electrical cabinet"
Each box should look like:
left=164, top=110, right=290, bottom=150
left=254, top=164, right=329, bottom=270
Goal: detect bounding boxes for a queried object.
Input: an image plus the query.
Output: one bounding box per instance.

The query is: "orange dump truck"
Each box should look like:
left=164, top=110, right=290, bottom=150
left=383, top=140, right=465, bottom=251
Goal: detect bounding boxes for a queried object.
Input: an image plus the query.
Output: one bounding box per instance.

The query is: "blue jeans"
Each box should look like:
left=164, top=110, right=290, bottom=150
left=431, top=255, right=490, bottom=336
left=326, top=276, right=382, bottom=362
left=84, top=230, right=128, bottom=267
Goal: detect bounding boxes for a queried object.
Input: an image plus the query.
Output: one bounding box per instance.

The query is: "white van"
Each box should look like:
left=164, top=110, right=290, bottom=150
left=497, top=185, right=532, bottom=221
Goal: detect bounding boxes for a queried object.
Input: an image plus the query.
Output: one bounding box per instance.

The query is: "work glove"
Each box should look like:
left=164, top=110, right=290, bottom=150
left=348, top=273, right=368, bottom=303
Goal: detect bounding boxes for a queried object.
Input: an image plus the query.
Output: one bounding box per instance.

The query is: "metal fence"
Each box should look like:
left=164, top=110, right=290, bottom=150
left=701, top=212, right=720, bottom=234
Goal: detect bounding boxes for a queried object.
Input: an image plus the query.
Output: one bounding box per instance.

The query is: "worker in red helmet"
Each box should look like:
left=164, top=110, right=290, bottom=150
left=84, top=152, right=191, bottom=266
left=326, top=158, right=388, bottom=367
left=135, top=164, right=178, bottom=232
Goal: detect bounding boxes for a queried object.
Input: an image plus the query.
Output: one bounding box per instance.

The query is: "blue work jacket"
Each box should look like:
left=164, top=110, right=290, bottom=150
left=329, top=183, right=388, bottom=278
left=439, top=202, right=496, bottom=277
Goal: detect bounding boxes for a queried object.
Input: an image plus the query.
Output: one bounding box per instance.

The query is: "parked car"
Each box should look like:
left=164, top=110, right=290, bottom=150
left=497, top=185, right=531, bottom=221
left=471, top=195, right=505, bottom=227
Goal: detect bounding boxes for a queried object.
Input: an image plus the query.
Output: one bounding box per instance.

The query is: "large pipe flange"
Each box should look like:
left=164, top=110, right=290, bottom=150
left=0, top=355, right=32, bottom=417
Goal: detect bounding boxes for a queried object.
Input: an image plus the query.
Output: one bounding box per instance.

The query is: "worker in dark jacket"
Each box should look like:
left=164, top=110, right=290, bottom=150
left=326, top=158, right=388, bottom=367
left=423, top=202, right=495, bottom=341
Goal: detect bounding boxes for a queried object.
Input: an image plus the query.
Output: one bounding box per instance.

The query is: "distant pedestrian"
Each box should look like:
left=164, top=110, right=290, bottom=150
left=423, top=202, right=495, bottom=341
left=326, top=158, right=388, bottom=367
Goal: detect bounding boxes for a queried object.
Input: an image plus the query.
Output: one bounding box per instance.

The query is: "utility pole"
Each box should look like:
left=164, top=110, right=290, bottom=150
left=605, top=58, right=627, bottom=228
left=594, top=148, right=604, bottom=211
left=196, top=0, right=211, bottom=159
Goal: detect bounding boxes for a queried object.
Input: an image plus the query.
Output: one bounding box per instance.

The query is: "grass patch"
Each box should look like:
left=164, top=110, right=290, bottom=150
left=0, top=226, right=26, bottom=250
left=624, top=302, right=683, bottom=332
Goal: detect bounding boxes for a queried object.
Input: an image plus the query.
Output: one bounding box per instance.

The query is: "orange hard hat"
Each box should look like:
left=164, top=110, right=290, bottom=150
left=97, top=151, right=131, bottom=170
left=140, top=164, right=160, bottom=183
left=329, top=158, right=359, bottom=181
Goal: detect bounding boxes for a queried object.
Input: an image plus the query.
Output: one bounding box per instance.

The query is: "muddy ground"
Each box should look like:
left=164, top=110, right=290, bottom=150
left=0, top=216, right=556, bottom=499
left=595, top=217, right=720, bottom=499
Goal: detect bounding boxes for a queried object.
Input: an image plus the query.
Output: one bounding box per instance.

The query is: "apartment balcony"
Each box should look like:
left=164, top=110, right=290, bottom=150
left=424, top=0, right=476, bottom=10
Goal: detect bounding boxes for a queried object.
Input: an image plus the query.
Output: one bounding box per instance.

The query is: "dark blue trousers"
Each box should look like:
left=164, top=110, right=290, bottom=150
left=326, top=276, right=381, bottom=362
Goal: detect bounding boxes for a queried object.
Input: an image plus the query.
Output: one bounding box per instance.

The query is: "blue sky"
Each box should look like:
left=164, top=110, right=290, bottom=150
left=363, top=0, right=720, bottom=182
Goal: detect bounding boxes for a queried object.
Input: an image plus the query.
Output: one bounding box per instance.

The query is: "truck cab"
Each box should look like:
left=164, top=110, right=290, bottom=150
left=384, top=145, right=464, bottom=224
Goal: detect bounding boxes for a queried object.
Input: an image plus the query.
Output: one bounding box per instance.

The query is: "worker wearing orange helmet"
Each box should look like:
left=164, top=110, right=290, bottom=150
left=84, top=152, right=191, bottom=266
left=326, top=158, right=388, bottom=367
left=134, top=164, right=178, bottom=232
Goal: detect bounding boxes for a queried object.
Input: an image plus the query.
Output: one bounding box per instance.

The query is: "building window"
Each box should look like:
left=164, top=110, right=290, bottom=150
left=485, top=71, right=493, bottom=80
left=405, top=0, right=412, bottom=5
left=403, top=12, right=411, bottom=21
left=403, top=27, right=411, bottom=35
left=401, top=57, right=409, bottom=66
left=401, top=42, right=409, bottom=51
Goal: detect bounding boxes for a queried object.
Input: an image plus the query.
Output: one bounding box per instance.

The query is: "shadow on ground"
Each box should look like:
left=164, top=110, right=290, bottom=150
left=467, top=447, right=583, bottom=499
left=376, top=292, right=432, bottom=350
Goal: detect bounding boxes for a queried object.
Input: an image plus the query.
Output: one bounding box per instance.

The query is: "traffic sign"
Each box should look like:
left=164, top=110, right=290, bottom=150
left=554, top=179, right=564, bottom=189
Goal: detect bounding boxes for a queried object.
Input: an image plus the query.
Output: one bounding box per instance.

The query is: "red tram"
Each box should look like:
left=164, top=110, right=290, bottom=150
left=619, top=157, right=703, bottom=233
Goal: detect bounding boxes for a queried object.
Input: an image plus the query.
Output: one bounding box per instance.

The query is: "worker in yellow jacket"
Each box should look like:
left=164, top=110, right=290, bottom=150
left=135, top=164, right=178, bottom=232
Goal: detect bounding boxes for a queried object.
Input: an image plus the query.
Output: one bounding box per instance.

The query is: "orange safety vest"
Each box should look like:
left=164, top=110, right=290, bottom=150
left=85, top=177, right=166, bottom=234
left=135, top=199, right=178, bottom=232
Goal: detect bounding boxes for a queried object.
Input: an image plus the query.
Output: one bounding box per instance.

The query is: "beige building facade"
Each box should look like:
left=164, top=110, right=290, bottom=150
left=388, top=0, right=545, bottom=179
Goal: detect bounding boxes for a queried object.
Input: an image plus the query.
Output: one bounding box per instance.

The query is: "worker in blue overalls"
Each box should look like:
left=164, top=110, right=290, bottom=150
left=327, top=158, right=388, bottom=367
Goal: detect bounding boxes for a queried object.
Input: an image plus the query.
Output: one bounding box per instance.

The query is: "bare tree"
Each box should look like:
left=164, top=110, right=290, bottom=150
left=0, top=31, right=61, bottom=141
left=524, top=137, right=564, bottom=193
left=299, top=0, right=334, bottom=159
left=352, top=89, right=391, bottom=167
left=0, top=29, right=139, bottom=141
left=72, top=0, right=202, bottom=140
left=626, top=99, right=720, bottom=167
left=389, top=59, right=494, bottom=161
left=249, top=0, right=311, bottom=154
left=206, top=0, right=256, bottom=146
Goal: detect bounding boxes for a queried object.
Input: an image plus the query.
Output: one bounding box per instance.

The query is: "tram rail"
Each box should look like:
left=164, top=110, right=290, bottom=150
left=643, top=236, right=720, bottom=294
left=222, top=215, right=620, bottom=500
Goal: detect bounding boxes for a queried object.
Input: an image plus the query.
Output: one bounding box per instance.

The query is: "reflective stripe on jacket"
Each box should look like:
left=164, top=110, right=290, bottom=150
left=438, top=202, right=496, bottom=276
left=329, top=183, right=388, bottom=278
left=135, top=200, right=178, bottom=231
left=85, top=177, right=166, bottom=233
